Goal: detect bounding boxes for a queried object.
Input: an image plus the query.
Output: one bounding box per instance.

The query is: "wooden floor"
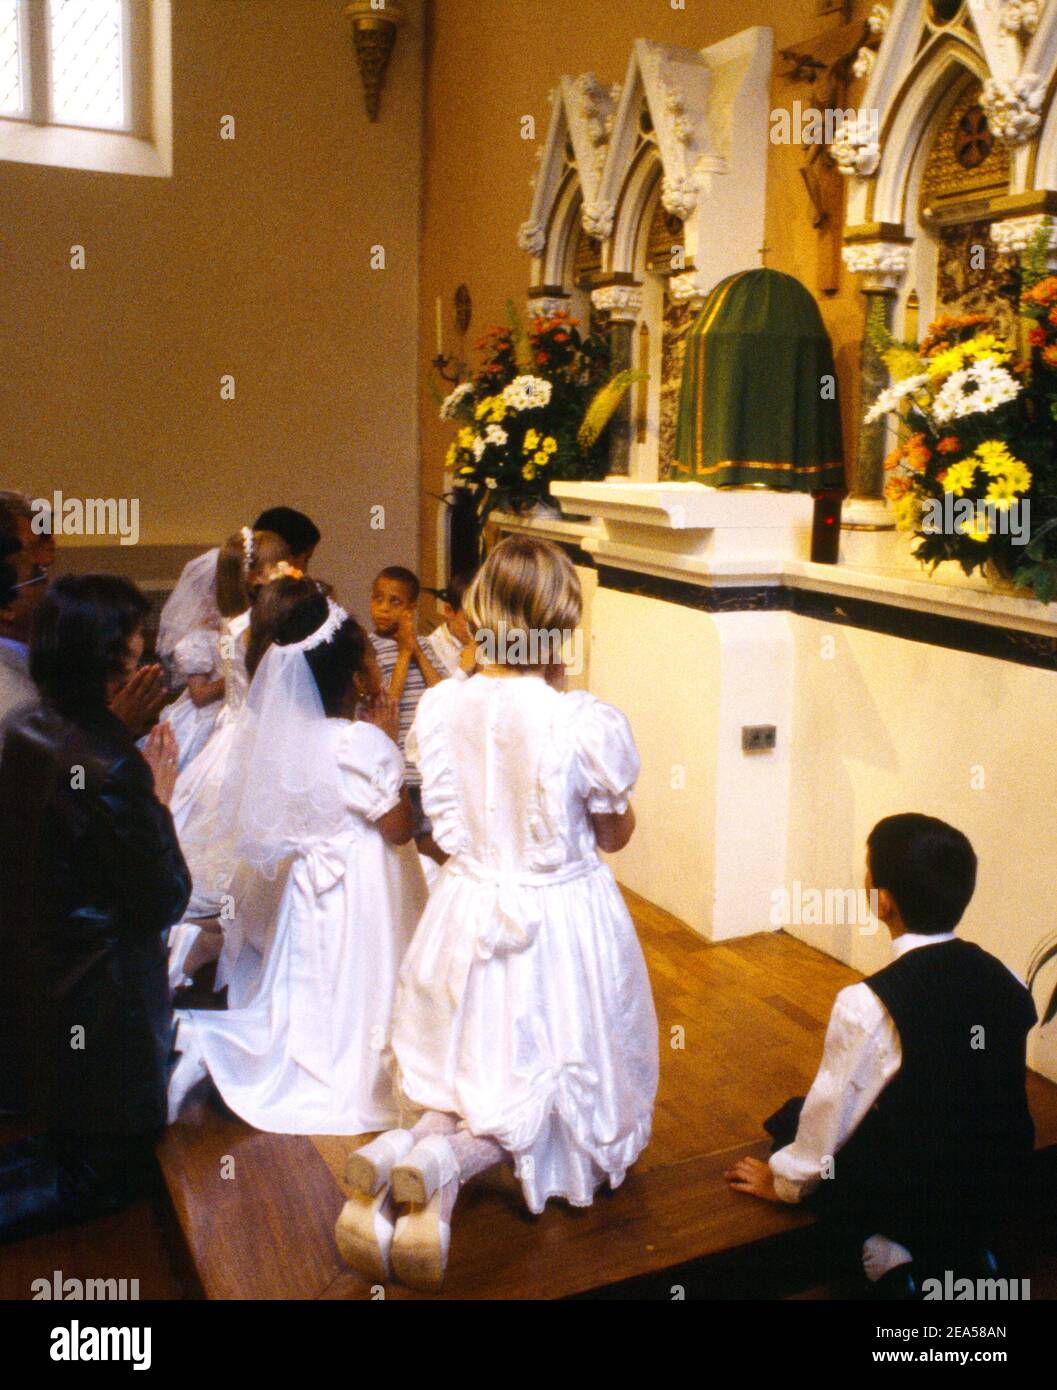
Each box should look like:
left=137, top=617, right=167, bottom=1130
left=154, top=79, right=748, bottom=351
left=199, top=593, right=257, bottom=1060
left=4, top=890, right=1057, bottom=1300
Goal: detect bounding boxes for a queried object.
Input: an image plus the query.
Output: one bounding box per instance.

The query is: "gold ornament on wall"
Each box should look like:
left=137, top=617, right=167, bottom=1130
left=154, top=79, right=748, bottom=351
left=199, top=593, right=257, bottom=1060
left=344, top=1, right=405, bottom=123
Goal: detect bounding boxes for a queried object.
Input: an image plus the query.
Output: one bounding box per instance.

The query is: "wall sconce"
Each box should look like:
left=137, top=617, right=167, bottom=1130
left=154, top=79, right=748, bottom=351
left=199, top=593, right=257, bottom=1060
left=344, top=1, right=405, bottom=122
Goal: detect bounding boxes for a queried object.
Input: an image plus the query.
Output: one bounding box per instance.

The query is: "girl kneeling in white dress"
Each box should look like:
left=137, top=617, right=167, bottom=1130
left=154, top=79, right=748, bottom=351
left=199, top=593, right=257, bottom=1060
left=336, top=536, right=659, bottom=1290
left=168, top=586, right=427, bottom=1135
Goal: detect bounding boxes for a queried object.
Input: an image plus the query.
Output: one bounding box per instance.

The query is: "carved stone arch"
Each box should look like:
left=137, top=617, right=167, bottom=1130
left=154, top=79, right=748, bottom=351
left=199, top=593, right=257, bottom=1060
left=1026, top=9, right=1057, bottom=188
left=543, top=167, right=585, bottom=288
left=610, top=139, right=664, bottom=277
left=870, top=34, right=991, bottom=230
left=1031, top=67, right=1057, bottom=191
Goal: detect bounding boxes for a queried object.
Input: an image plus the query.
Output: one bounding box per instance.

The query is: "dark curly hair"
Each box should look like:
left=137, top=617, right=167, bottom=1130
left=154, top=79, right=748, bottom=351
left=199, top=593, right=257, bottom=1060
left=30, top=574, right=149, bottom=714
left=256, top=582, right=370, bottom=717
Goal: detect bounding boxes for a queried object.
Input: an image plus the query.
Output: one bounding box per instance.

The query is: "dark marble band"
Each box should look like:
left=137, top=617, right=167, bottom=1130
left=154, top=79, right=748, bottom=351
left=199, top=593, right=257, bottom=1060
left=582, top=558, right=1057, bottom=673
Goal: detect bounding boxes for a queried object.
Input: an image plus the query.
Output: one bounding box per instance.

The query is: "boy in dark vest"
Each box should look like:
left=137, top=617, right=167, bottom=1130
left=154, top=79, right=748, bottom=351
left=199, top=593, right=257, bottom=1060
left=725, top=813, right=1036, bottom=1296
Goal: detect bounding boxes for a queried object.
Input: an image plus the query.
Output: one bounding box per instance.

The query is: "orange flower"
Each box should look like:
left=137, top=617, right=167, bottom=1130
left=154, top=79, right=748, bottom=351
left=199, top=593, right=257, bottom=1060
left=1043, top=345, right=1057, bottom=368
left=883, top=445, right=903, bottom=471
left=1030, top=325, right=1048, bottom=347
left=537, top=351, right=549, bottom=363
left=905, top=433, right=931, bottom=472
left=885, top=475, right=911, bottom=501
left=1049, top=307, right=1057, bottom=328
left=1024, top=277, right=1057, bottom=306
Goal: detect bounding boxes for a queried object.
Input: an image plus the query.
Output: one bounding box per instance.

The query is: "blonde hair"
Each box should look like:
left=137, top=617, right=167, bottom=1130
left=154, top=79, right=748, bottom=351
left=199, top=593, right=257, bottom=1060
left=464, top=535, right=582, bottom=668
left=215, top=528, right=291, bottom=617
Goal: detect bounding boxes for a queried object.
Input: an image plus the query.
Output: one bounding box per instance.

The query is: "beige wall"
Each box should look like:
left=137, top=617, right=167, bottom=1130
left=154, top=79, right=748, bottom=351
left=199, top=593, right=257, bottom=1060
left=1, top=0, right=425, bottom=621
left=418, top=0, right=873, bottom=594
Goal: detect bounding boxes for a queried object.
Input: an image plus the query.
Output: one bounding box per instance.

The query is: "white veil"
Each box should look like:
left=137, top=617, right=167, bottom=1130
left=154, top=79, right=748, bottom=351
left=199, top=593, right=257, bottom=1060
left=158, top=548, right=221, bottom=659
left=225, top=598, right=351, bottom=878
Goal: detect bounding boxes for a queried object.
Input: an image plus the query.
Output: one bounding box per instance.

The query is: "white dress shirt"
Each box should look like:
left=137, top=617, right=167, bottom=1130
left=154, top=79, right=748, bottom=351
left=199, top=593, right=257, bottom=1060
left=769, top=931, right=958, bottom=1204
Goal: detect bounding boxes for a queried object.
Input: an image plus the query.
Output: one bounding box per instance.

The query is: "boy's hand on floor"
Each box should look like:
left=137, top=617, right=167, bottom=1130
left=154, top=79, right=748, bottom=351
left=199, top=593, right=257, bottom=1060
left=724, top=1155, right=781, bottom=1202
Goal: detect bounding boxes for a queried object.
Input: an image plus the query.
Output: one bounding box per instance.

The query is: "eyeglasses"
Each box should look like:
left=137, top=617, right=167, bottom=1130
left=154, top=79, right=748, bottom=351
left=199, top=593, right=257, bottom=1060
left=11, top=566, right=48, bottom=591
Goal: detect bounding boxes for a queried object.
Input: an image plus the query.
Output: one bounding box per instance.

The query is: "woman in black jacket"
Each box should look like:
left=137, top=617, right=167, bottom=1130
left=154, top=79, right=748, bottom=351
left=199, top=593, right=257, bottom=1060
left=0, top=574, right=190, bottom=1242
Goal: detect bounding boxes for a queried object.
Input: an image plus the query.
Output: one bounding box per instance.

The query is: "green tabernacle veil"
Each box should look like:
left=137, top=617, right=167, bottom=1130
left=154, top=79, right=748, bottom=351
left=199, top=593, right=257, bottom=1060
left=672, top=268, right=846, bottom=492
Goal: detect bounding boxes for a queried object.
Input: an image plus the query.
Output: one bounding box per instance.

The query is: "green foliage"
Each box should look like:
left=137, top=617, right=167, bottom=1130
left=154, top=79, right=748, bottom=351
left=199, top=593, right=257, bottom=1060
left=577, top=369, right=648, bottom=450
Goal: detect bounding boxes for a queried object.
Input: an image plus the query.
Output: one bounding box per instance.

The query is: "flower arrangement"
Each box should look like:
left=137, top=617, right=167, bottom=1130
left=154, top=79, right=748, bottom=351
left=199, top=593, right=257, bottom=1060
left=435, top=302, right=645, bottom=520
left=867, top=226, right=1057, bottom=602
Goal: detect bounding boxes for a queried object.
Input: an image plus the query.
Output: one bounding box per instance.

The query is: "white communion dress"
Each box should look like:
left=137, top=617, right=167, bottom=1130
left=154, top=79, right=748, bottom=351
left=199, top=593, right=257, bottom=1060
left=159, top=627, right=224, bottom=772
left=169, top=610, right=251, bottom=920
left=175, top=720, right=428, bottom=1134
left=390, top=673, right=659, bottom=1213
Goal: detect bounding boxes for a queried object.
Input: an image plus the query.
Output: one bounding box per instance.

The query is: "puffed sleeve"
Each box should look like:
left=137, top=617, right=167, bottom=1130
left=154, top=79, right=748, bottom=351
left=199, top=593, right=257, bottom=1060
left=573, top=696, right=641, bottom=815
left=173, top=628, right=217, bottom=679
left=406, top=683, right=467, bottom=854
left=337, top=721, right=405, bottom=821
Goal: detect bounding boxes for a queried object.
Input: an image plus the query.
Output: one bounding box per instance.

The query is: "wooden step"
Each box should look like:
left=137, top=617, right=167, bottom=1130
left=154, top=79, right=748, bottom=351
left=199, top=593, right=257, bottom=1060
left=156, top=1089, right=816, bottom=1300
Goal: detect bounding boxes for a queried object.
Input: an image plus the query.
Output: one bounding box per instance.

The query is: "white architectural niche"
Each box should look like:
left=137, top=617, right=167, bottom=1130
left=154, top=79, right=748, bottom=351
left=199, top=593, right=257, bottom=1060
left=595, top=30, right=774, bottom=309
left=519, top=72, right=621, bottom=322
left=835, top=0, right=1057, bottom=544
left=518, top=28, right=774, bottom=490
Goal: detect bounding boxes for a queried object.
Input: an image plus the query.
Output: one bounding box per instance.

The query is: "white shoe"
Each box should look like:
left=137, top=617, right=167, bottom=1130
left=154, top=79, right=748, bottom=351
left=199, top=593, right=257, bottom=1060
left=345, top=1129, right=415, bottom=1196
left=167, top=1042, right=207, bottom=1122
left=390, top=1134, right=460, bottom=1206
left=335, top=1189, right=397, bottom=1282
left=390, top=1189, right=452, bottom=1293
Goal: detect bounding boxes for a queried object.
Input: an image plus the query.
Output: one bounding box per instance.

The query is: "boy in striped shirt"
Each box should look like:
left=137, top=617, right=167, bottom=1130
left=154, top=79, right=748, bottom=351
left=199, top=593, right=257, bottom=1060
left=369, top=566, right=444, bottom=861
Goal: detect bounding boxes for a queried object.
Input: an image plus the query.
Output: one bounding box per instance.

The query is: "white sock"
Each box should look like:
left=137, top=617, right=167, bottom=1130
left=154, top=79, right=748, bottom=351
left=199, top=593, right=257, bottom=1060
left=410, top=1110, right=459, bottom=1140
left=862, top=1233, right=915, bottom=1281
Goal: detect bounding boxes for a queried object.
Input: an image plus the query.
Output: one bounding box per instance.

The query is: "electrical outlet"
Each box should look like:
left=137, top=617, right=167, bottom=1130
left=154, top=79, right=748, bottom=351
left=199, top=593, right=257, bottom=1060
left=742, top=725, right=777, bottom=753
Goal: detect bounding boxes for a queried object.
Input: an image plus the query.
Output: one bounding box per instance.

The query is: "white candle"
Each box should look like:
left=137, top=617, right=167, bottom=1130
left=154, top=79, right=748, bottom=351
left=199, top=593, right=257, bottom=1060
left=435, top=296, right=443, bottom=357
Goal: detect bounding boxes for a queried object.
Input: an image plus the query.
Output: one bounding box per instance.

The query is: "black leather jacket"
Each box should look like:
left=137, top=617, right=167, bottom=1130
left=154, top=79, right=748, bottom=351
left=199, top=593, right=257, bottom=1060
left=0, top=702, right=190, bottom=1135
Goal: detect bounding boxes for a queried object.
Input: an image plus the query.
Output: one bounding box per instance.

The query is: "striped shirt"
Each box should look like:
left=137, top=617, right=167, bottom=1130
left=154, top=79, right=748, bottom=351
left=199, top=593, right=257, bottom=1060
left=369, top=632, right=441, bottom=787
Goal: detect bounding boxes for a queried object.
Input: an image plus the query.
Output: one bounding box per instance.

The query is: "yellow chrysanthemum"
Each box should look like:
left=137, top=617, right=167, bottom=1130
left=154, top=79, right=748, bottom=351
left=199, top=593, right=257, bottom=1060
left=445, top=443, right=458, bottom=469
left=892, top=494, right=922, bottom=533
left=457, top=426, right=475, bottom=448
left=973, top=441, right=1017, bottom=476
left=533, top=451, right=548, bottom=466
left=523, top=428, right=540, bottom=452
left=457, top=465, right=476, bottom=477
left=959, top=515, right=990, bottom=543
left=1003, top=461, right=1032, bottom=493
left=985, top=477, right=1019, bottom=511
left=884, top=347, right=925, bottom=382
left=926, top=345, right=967, bottom=379
left=488, top=402, right=507, bottom=423
left=964, top=334, right=1012, bottom=363
left=542, top=437, right=558, bottom=454
left=474, top=397, right=496, bottom=421
left=522, top=463, right=537, bottom=481
left=941, top=460, right=977, bottom=496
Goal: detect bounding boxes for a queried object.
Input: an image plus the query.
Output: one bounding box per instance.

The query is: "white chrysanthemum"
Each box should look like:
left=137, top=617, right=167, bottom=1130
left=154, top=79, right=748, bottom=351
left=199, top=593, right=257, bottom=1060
left=485, top=477, right=498, bottom=489
left=484, top=424, right=508, bottom=446
left=472, top=435, right=487, bottom=461
left=439, top=383, right=473, bottom=421
left=853, top=47, right=876, bottom=80
left=501, top=375, right=553, bottom=412
left=868, top=3, right=890, bottom=34
left=932, top=361, right=1021, bottom=422
left=863, top=373, right=929, bottom=424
